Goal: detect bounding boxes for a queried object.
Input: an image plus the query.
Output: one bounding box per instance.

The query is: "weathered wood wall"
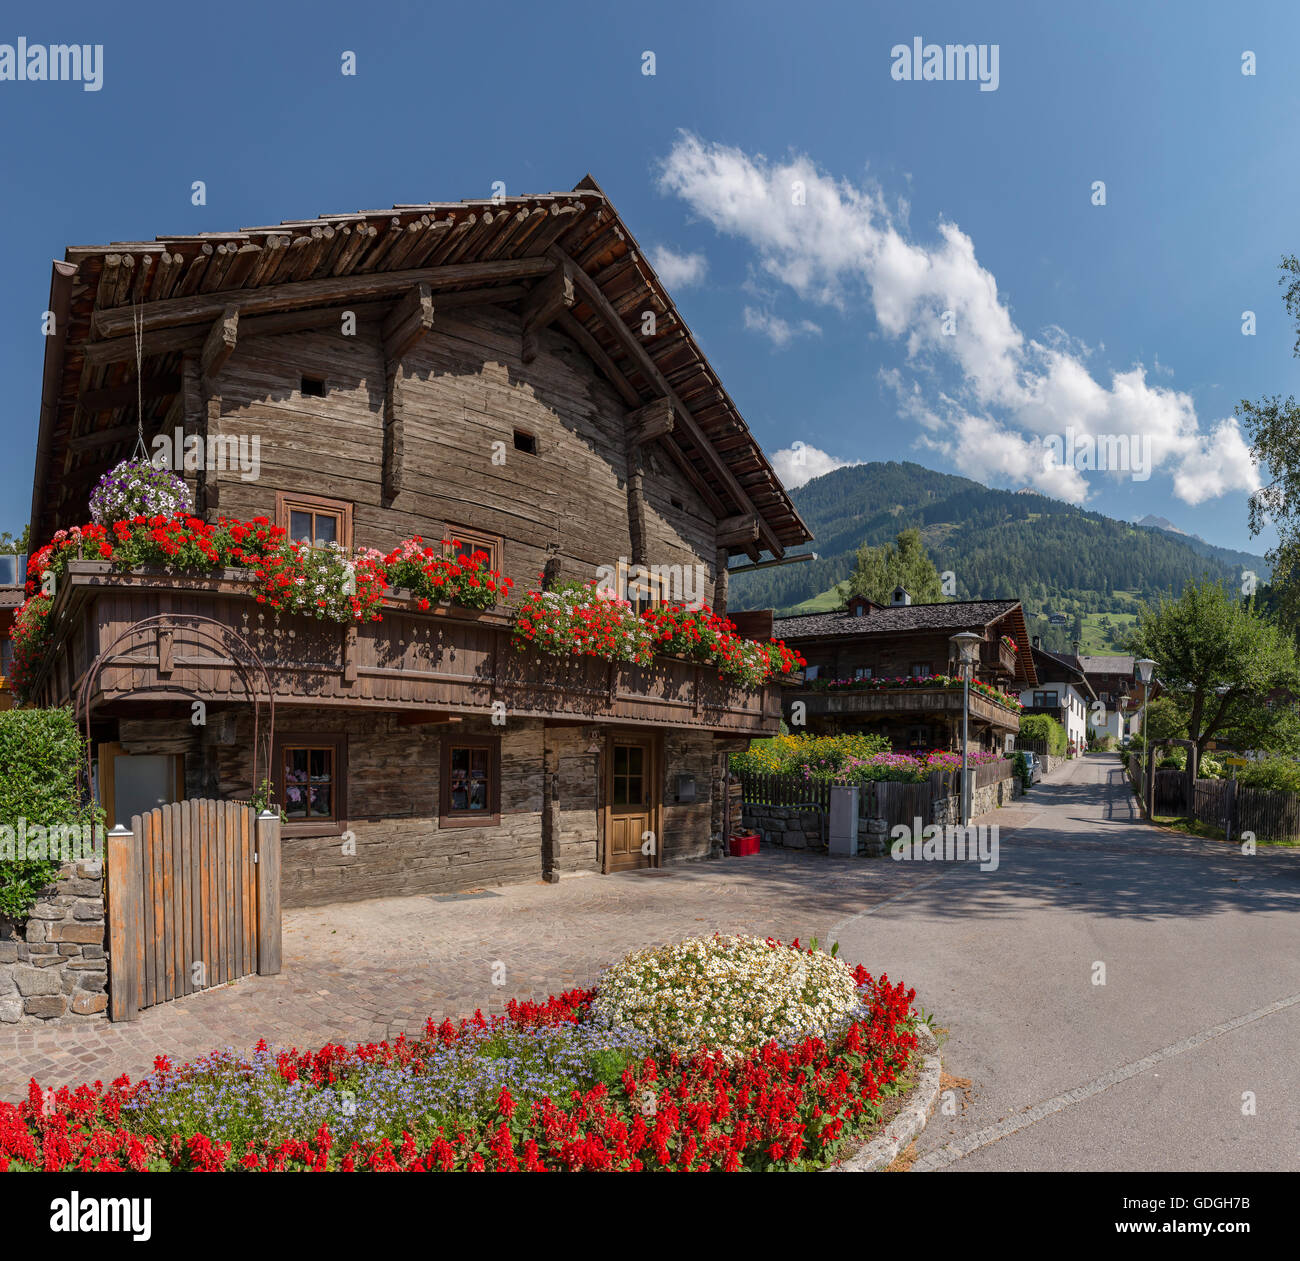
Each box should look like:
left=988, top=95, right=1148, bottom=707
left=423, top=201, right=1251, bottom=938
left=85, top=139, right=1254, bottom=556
left=209, top=306, right=719, bottom=602
left=117, top=708, right=726, bottom=905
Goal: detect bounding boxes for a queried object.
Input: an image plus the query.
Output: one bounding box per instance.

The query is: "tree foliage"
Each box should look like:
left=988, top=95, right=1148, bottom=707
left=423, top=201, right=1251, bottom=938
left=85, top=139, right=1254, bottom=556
left=1237, top=254, right=1300, bottom=630
left=1140, top=695, right=1186, bottom=743
left=0, top=524, right=28, bottom=555
left=846, top=528, right=945, bottom=605
left=1126, top=579, right=1300, bottom=758
left=0, top=707, right=99, bottom=922
left=1019, top=713, right=1067, bottom=755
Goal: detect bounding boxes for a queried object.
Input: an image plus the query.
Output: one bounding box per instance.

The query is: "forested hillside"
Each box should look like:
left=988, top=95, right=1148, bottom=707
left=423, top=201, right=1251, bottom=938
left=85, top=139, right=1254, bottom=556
left=731, top=462, right=1269, bottom=653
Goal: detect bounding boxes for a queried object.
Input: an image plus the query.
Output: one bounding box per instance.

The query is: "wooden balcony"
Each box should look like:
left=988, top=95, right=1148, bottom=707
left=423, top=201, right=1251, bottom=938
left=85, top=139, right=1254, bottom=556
left=29, top=562, right=786, bottom=735
left=789, top=683, right=1022, bottom=732
left=979, top=637, right=1019, bottom=677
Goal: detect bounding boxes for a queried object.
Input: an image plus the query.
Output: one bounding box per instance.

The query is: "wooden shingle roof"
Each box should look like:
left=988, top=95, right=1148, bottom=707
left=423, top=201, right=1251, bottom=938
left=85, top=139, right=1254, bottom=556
left=774, top=598, right=1037, bottom=685
left=773, top=599, right=1024, bottom=640
left=30, top=176, right=812, bottom=555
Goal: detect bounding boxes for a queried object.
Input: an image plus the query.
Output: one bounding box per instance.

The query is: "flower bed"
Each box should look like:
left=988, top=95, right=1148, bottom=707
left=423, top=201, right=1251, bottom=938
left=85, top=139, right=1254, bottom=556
left=512, top=580, right=804, bottom=686
left=809, top=672, right=1024, bottom=713
left=731, top=733, right=893, bottom=778
left=837, top=748, right=1006, bottom=784
left=0, top=937, right=919, bottom=1173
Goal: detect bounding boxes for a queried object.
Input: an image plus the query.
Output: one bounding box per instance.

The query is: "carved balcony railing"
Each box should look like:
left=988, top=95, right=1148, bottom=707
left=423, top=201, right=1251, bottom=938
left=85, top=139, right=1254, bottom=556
left=28, top=563, right=788, bottom=735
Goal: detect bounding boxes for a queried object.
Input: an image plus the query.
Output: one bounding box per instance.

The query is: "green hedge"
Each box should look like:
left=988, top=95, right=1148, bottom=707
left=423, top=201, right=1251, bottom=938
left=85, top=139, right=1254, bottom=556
left=0, top=708, right=99, bottom=922
left=1019, top=712, right=1067, bottom=756
left=1234, top=758, right=1300, bottom=792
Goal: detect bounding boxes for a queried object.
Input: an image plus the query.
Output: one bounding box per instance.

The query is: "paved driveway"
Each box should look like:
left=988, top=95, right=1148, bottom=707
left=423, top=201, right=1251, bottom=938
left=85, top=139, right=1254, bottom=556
left=831, top=754, right=1300, bottom=1170
left=0, top=831, right=944, bottom=1102
left=5, top=753, right=1296, bottom=1174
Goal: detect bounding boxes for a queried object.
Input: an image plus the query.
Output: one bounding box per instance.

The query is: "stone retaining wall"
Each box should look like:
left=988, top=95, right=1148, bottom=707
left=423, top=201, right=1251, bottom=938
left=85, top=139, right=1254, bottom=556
left=742, top=774, right=1020, bottom=860
left=0, top=859, right=108, bottom=1024
left=932, top=774, right=1022, bottom=826
left=740, top=803, right=824, bottom=852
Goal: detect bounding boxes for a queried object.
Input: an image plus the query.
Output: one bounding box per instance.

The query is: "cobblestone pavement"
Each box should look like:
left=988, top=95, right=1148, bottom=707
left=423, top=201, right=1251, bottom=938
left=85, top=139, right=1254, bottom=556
left=0, top=806, right=1034, bottom=1102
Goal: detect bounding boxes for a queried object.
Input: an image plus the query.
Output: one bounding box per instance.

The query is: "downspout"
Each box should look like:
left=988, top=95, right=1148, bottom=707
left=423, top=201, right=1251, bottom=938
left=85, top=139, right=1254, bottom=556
left=28, top=259, right=79, bottom=549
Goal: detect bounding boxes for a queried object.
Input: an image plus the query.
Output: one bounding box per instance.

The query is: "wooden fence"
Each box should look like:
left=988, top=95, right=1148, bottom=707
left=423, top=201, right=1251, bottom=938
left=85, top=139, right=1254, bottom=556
left=1131, top=759, right=1300, bottom=843
left=106, top=799, right=281, bottom=1021
left=736, top=773, right=832, bottom=810
left=1013, top=737, right=1051, bottom=756
left=739, top=758, right=1014, bottom=831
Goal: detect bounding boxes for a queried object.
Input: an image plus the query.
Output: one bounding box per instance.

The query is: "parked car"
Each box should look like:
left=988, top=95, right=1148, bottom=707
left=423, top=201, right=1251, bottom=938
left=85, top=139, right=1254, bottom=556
left=1021, top=752, right=1043, bottom=784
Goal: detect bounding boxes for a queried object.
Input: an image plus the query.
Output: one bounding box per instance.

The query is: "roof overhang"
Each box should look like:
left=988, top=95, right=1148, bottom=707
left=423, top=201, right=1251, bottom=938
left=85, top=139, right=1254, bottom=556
left=28, top=177, right=813, bottom=557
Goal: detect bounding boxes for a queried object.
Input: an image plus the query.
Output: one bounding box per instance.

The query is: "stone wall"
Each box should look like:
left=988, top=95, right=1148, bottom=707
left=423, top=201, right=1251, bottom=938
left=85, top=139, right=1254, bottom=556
left=741, top=803, right=825, bottom=851
left=743, top=773, right=1021, bottom=859
left=931, top=774, right=1022, bottom=826
left=0, top=858, right=108, bottom=1024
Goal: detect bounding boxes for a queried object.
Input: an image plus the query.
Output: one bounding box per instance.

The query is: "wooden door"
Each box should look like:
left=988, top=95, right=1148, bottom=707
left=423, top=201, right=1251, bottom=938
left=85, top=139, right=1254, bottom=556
left=606, top=734, right=658, bottom=871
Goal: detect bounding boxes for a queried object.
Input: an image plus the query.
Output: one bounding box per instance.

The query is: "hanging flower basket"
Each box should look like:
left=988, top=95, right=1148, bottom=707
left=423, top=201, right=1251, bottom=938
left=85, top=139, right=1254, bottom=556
left=88, top=460, right=193, bottom=526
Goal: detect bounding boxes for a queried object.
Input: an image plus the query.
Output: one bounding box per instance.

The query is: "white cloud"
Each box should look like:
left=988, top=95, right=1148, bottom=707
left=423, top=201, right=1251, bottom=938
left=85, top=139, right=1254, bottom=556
left=649, top=244, right=708, bottom=289
left=742, top=306, right=821, bottom=347
left=769, top=443, right=858, bottom=489
left=656, top=132, right=1260, bottom=506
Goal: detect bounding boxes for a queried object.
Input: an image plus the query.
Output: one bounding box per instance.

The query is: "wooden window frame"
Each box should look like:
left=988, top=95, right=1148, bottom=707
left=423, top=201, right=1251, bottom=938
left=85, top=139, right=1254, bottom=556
left=439, top=733, right=501, bottom=828
left=909, top=662, right=931, bottom=679
left=273, top=733, right=348, bottom=838
left=276, top=491, right=353, bottom=552
left=97, top=742, right=186, bottom=830
left=444, top=524, right=503, bottom=575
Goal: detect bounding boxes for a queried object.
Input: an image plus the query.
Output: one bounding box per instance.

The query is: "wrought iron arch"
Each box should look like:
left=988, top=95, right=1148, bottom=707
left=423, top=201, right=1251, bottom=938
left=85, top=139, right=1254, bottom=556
left=76, top=614, right=275, bottom=807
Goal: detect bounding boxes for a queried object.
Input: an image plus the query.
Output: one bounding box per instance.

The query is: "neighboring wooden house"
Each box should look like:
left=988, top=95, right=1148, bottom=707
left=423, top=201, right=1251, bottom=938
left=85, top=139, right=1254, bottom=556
left=1018, top=641, right=1095, bottom=749
left=21, top=178, right=811, bottom=905
left=1055, top=651, right=1151, bottom=742
left=773, top=589, right=1036, bottom=751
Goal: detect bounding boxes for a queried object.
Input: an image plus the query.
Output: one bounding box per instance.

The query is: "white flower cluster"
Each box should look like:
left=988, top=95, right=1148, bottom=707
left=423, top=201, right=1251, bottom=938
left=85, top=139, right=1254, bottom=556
left=88, top=459, right=193, bottom=525
left=591, top=934, right=863, bottom=1060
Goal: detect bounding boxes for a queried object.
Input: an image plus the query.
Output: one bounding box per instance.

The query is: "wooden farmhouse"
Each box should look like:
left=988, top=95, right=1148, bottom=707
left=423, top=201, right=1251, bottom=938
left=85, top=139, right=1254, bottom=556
left=773, top=589, right=1037, bottom=751
left=22, top=177, right=812, bottom=905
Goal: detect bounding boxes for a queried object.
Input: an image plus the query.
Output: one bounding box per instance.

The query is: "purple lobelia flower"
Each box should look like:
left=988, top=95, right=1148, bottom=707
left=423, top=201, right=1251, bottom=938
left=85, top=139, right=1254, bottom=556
left=89, top=459, right=193, bottom=525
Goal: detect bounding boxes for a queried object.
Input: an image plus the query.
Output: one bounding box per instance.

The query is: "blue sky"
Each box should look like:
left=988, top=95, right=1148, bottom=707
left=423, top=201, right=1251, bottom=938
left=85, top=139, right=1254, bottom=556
left=2, top=0, right=1297, bottom=558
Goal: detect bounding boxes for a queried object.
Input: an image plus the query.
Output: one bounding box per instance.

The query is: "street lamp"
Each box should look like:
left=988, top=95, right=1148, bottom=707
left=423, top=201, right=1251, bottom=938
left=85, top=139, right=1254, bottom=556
left=951, top=631, right=983, bottom=826
left=1135, top=657, right=1157, bottom=816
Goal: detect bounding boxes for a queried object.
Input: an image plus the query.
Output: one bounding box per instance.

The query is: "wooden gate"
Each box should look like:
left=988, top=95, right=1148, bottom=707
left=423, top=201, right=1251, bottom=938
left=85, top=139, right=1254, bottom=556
left=106, top=800, right=281, bottom=1021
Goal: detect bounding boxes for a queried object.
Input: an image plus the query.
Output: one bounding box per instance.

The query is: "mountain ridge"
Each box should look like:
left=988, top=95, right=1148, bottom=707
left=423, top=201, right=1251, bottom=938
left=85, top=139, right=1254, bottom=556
left=730, top=461, right=1268, bottom=653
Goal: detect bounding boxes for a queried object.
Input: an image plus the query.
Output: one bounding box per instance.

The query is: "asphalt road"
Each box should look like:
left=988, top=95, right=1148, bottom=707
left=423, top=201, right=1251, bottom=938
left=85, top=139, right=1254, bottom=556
left=832, top=752, right=1300, bottom=1171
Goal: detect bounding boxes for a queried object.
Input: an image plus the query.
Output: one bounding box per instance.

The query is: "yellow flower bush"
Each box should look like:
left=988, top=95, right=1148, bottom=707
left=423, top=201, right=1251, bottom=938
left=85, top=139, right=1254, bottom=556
left=730, top=732, right=890, bottom=777
left=590, top=934, right=863, bottom=1061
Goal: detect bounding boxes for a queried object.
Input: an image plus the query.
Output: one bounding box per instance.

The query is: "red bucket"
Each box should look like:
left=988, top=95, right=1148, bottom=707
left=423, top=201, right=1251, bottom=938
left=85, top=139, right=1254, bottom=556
left=729, top=832, right=760, bottom=857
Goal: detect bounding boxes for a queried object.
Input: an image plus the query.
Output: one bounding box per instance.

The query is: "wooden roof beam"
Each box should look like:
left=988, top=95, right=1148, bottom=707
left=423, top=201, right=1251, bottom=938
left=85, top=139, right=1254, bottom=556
left=90, top=256, right=555, bottom=339
left=716, top=514, right=760, bottom=550
left=77, top=374, right=181, bottom=413
left=81, top=285, right=529, bottom=366
left=201, top=307, right=239, bottom=379
left=626, top=397, right=674, bottom=446
left=381, top=281, right=434, bottom=361
left=520, top=261, right=575, bottom=363
left=551, top=246, right=785, bottom=559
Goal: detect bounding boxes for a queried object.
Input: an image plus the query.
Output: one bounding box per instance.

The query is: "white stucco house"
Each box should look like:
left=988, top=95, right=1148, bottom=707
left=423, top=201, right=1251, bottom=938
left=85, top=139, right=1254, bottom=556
left=1019, top=643, right=1096, bottom=749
